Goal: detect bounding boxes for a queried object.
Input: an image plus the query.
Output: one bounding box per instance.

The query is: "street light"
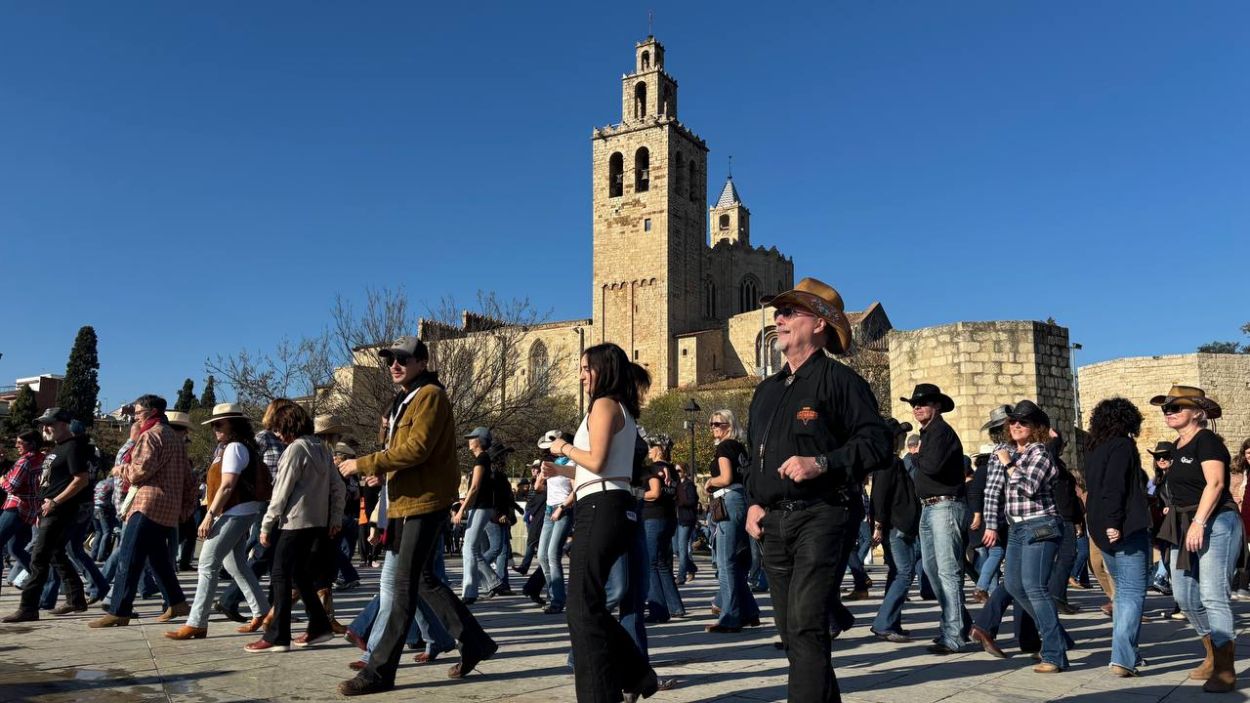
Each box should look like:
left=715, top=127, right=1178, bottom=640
left=683, top=398, right=701, bottom=476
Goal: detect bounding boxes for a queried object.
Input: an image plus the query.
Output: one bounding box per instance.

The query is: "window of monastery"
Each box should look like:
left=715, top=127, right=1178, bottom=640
left=719, top=214, right=730, bottom=230
left=674, top=152, right=686, bottom=196
left=635, top=82, right=647, bottom=119
left=529, top=340, right=550, bottom=395
left=635, top=147, right=650, bottom=192
left=704, top=279, right=717, bottom=319
left=644, top=218, right=652, bottom=232
left=608, top=152, right=623, bottom=198
left=687, top=160, right=698, bottom=202
left=738, top=276, right=759, bottom=314
left=641, top=50, right=650, bottom=70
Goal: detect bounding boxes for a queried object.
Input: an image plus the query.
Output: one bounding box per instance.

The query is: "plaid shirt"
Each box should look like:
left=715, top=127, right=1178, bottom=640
left=982, top=442, right=1058, bottom=525
left=93, top=475, right=114, bottom=509
left=124, top=424, right=198, bottom=527
left=1, top=451, right=44, bottom=525
left=255, top=430, right=286, bottom=482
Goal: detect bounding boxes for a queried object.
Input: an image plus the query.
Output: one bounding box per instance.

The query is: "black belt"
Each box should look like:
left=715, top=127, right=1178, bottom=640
left=770, top=498, right=845, bottom=513
left=920, top=495, right=961, bottom=507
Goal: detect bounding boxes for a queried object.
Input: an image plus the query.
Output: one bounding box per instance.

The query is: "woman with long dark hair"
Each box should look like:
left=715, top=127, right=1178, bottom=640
left=981, top=400, right=1069, bottom=673
left=1152, top=386, right=1241, bottom=692
left=167, top=406, right=271, bottom=639
left=542, top=343, right=660, bottom=702
left=1083, top=397, right=1150, bottom=676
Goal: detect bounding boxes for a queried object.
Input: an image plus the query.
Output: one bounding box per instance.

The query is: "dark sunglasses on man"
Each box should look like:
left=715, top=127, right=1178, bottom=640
left=772, top=306, right=813, bottom=320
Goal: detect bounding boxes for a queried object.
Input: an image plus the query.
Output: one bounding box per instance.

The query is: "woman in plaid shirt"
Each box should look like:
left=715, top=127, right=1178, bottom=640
left=982, top=400, right=1070, bottom=674
left=0, top=431, right=44, bottom=591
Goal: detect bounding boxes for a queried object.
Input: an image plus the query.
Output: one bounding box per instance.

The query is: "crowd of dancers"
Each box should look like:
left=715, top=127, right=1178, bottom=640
left=1, top=278, right=1248, bottom=702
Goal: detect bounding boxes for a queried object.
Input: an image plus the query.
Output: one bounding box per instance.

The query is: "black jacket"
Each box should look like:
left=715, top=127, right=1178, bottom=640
left=911, top=415, right=965, bottom=500
left=1085, top=436, right=1151, bottom=553
left=870, top=458, right=920, bottom=537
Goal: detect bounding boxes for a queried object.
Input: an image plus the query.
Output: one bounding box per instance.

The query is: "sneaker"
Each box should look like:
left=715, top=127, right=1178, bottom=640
left=1233, top=590, right=1250, bottom=601
left=244, top=639, right=288, bottom=653
left=1169, top=608, right=1187, bottom=621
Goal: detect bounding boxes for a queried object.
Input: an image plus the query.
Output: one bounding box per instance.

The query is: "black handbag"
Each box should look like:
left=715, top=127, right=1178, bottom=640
left=710, top=495, right=729, bottom=523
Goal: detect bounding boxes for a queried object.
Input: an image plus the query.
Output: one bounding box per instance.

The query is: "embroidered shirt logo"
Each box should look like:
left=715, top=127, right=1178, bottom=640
left=796, top=407, right=819, bottom=425
left=1180, top=457, right=1194, bottom=464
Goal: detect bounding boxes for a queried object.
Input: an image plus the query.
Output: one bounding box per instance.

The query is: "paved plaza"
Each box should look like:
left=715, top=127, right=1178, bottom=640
left=0, top=555, right=1247, bottom=703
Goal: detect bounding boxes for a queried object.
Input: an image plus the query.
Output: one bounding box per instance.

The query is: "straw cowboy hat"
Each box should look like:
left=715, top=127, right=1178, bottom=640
left=201, top=403, right=247, bottom=425
left=763, top=277, right=854, bottom=354
left=166, top=412, right=193, bottom=430
left=314, top=414, right=352, bottom=436
left=900, top=384, right=955, bottom=413
left=1149, top=385, right=1222, bottom=419
left=981, top=404, right=1013, bottom=432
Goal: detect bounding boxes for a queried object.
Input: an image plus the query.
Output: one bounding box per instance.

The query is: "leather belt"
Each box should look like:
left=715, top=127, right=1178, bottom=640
left=770, top=498, right=827, bottom=512
left=920, top=495, right=959, bottom=507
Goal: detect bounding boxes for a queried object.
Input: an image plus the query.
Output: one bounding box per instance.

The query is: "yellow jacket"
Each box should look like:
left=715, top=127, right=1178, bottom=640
left=357, top=380, right=460, bottom=518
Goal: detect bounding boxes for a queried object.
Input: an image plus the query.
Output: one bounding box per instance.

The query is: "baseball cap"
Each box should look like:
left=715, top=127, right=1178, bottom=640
left=464, top=426, right=492, bottom=448
left=378, top=336, right=428, bottom=363
left=35, top=408, right=74, bottom=425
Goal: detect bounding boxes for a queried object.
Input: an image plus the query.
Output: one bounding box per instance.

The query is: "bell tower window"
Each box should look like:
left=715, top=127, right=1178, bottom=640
left=608, top=152, right=623, bottom=198
left=635, top=82, right=647, bottom=119
left=688, top=160, right=698, bottom=202
left=641, top=50, right=651, bottom=70
left=719, top=214, right=730, bottom=231
left=635, top=147, right=650, bottom=193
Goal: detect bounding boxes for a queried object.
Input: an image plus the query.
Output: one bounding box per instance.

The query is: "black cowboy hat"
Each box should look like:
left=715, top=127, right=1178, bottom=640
left=900, top=384, right=954, bottom=413
left=981, top=404, right=1013, bottom=432
left=1006, top=400, right=1050, bottom=427
left=1146, top=441, right=1175, bottom=457
left=884, top=418, right=914, bottom=437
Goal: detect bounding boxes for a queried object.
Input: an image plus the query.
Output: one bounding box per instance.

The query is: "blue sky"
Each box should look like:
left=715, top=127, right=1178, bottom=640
left=2, top=2, right=1247, bottom=409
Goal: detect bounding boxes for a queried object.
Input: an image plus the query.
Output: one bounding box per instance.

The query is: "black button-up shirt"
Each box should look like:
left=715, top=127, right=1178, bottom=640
left=745, top=352, right=892, bottom=508
left=911, top=414, right=965, bottom=500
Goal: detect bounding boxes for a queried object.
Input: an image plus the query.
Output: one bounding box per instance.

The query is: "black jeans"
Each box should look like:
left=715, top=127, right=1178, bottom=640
left=362, top=511, right=494, bottom=686
left=760, top=501, right=854, bottom=703
left=109, top=512, right=184, bottom=617
left=20, top=510, right=83, bottom=611
left=266, top=527, right=330, bottom=646
left=567, top=490, right=654, bottom=703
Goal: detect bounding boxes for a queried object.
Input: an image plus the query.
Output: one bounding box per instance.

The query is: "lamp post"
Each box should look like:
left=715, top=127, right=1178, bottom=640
left=1070, top=342, right=1083, bottom=429
left=683, top=398, right=701, bottom=475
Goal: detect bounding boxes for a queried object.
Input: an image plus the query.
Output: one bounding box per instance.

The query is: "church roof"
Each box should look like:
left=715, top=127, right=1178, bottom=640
left=715, top=177, right=741, bottom=208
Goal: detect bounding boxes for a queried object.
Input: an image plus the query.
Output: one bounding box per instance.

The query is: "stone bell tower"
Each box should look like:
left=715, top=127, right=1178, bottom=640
left=591, top=36, right=709, bottom=388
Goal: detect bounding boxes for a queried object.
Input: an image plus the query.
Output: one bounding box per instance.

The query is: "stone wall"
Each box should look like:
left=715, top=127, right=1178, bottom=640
left=676, top=328, right=725, bottom=387
left=889, top=321, right=1076, bottom=466
left=1079, top=353, right=1250, bottom=468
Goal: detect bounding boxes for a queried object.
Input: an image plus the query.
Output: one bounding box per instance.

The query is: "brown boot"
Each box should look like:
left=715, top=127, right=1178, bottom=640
left=318, top=588, right=347, bottom=635
left=88, top=613, right=131, bottom=628
left=261, top=608, right=275, bottom=630
left=1203, top=640, right=1237, bottom=693
left=157, top=601, right=191, bottom=623
left=237, top=617, right=265, bottom=634
left=1192, top=635, right=1216, bottom=680
left=164, top=625, right=208, bottom=640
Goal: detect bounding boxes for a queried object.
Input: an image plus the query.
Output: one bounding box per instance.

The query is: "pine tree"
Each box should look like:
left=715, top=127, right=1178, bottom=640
left=199, top=376, right=217, bottom=409
left=175, top=379, right=197, bottom=412
left=5, top=385, right=37, bottom=434
left=56, top=325, right=101, bottom=424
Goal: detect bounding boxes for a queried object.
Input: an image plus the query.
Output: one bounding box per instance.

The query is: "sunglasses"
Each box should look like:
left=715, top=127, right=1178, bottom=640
left=1161, top=404, right=1185, bottom=415
left=773, top=306, right=813, bottom=320
left=709, top=421, right=728, bottom=428
left=385, top=353, right=412, bottom=367
left=1007, top=418, right=1032, bottom=427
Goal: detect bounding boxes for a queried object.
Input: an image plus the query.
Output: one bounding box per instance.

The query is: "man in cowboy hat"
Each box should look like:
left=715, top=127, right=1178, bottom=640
left=900, top=382, right=970, bottom=654
left=335, top=336, right=497, bottom=695
left=743, top=277, right=892, bottom=703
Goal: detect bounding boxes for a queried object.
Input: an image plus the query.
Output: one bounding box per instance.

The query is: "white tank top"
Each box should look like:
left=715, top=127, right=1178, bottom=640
left=572, top=401, right=636, bottom=493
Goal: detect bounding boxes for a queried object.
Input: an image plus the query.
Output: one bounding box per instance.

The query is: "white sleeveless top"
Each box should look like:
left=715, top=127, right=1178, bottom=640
left=572, top=401, right=636, bottom=498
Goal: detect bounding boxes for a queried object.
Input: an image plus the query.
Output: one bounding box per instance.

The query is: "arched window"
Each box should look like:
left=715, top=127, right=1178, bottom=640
left=674, top=152, right=685, bottom=197
left=634, top=82, right=647, bottom=119
left=635, top=147, right=650, bottom=193
left=704, top=279, right=717, bottom=319
left=529, top=340, right=550, bottom=395
left=738, top=275, right=760, bottom=314
left=688, top=160, right=698, bottom=202
left=719, top=214, right=730, bottom=231
left=641, top=50, right=651, bottom=71
left=608, top=152, right=623, bottom=198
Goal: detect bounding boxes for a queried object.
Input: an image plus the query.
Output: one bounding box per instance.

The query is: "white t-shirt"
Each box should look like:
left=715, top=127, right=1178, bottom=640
left=545, top=458, right=573, bottom=507
left=222, top=442, right=263, bottom=517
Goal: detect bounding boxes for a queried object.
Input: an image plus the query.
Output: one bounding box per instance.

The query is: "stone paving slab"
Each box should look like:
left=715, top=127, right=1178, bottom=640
left=1, top=557, right=1248, bottom=702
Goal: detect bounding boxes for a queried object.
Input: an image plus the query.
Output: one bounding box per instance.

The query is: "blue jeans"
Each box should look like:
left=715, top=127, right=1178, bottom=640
left=749, top=536, right=768, bottom=590
left=975, top=542, right=1005, bottom=593
left=537, top=506, right=573, bottom=610
left=674, top=522, right=696, bottom=583
left=44, top=514, right=109, bottom=605
left=92, top=509, right=118, bottom=562
left=461, top=508, right=500, bottom=599
left=847, top=518, right=872, bottom=589
left=919, top=499, right=969, bottom=650
left=1004, top=516, right=1069, bottom=668
left=712, top=488, right=758, bottom=628
left=484, top=521, right=511, bottom=590
left=1047, top=519, right=1078, bottom=604
left=336, top=517, right=360, bottom=584
left=873, top=529, right=917, bottom=634
left=0, top=509, right=33, bottom=579
left=187, top=512, right=269, bottom=628
left=1100, top=528, right=1149, bottom=671
left=109, top=512, right=185, bottom=617
left=1071, top=533, right=1091, bottom=584
left=643, top=518, right=684, bottom=619
left=1171, top=508, right=1244, bottom=647
left=357, top=547, right=455, bottom=661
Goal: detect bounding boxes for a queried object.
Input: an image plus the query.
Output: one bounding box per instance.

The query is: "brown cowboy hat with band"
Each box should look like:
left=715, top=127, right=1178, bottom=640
left=762, top=277, right=853, bottom=354
left=1149, top=385, right=1222, bottom=420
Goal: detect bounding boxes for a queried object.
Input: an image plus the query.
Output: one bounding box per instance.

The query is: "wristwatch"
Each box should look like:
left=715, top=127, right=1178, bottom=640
left=814, top=456, right=829, bottom=474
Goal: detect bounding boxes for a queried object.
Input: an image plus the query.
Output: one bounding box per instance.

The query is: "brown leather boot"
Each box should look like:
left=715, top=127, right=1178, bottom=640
left=164, top=625, right=208, bottom=640
left=88, top=613, right=132, bottom=628
left=1203, top=640, right=1237, bottom=693
left=237, top=617, right=265, bottom=634
left=157, top=601, right=191, bottom=623
left=261, top=608, right=275, bottom=630
left=319, top=588, right=347, bottom=635
left=1192, top=635, right=1216, bottom=680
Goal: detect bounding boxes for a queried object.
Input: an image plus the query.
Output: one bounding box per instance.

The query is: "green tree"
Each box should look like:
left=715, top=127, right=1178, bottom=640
left=1197, top=323, right=1250, bottom=354
left=5, top=385, right=38, bottom=434
left=56, top=325, right=101, bottom=424
left=199, top=376, right=217, bottom=409
left=174, top=379, right=197, bottom=412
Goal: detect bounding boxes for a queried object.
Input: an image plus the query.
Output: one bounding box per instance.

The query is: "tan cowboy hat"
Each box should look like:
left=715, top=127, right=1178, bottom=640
left=763, top=277, right=853, bottom=354
left=314, top=414, right=352, bottom=436
left=166, top=411, right=193, bottom=430
left=1149, top=385, right=1222, bottom=419
left=332, top=442, right=356, bottom=458
left=201, top=403, right=247, bottom=425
